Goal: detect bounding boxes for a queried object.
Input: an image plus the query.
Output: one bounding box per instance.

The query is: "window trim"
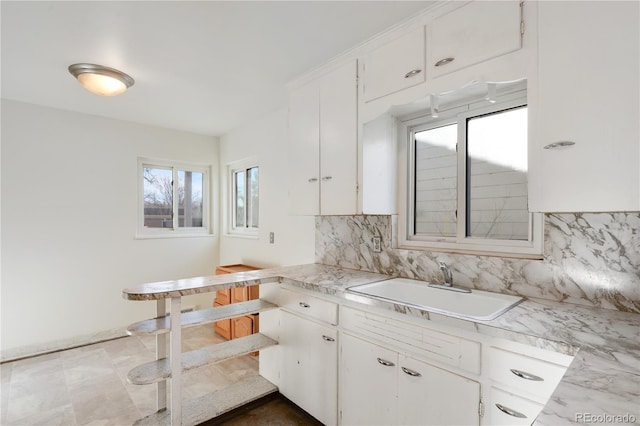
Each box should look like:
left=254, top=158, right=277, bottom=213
left=397, top=89, right=543, bottom=259
left=226, top=158, right=259, bottom=238
left=136, top=157, right=212, bottom=239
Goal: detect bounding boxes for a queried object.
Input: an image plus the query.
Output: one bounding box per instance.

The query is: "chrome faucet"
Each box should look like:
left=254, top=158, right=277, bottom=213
left=428, top=261, right=471, bottom=293
left=439, top=261, right=453, bottom=287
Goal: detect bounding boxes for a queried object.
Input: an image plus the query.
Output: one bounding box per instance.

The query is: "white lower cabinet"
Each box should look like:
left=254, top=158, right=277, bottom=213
left=341, top=333, right=481, bottom=426
left=341, top=334, right=398, bottom=426
left=279, top=310, right=338, bottom=425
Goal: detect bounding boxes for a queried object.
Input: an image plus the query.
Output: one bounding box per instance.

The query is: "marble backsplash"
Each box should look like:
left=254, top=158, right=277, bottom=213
left=316, top=213, right=640, bottom=313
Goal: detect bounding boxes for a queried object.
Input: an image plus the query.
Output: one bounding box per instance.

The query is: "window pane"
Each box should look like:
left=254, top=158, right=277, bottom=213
left=247, top=167, right=259, bottom=228
left=235, top=170, right=245, bottom=228
left=467, top=106, right=529, bottom=240
left=178, top=170, right=203, bottom=228
left=414, top=124, right=458, bottom=237
left=143, top=167, right=173, bottom=228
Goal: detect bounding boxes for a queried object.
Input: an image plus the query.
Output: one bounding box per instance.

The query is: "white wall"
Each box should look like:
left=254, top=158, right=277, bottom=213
left=1, top=100, right=219, bottom=360
left=219, top=108, right=315, bottom=268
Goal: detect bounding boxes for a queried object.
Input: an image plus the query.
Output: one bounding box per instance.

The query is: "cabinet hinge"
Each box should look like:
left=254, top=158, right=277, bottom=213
left=478, top=398, right=485, bottom=418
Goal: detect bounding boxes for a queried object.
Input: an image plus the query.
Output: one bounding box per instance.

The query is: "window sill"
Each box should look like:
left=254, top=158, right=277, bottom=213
left=224, top=232, right=259, bottom=240
left=395, top=241, right=543, bottom=260
left=135, top=231, right=215, bottom=240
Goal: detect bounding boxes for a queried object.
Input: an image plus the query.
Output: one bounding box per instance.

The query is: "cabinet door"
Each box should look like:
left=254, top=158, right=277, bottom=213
left=288, top=80, right=320, bottom=215
left=319, top=60, right=358, bottom=215
left=231, top=316, right=254, bottom=339
left=429, top=1, right=522, bottom=78
left=213, top=301, right=231, bottom=340
left=361, top=26, right=426, bottom=102
left=340, top=333, right=398, bottom=426
left=279, top=311, right=338, bottom=425
left=397, top=355, right=480, bottom=426
left=530, top=1, right=639, bottom=212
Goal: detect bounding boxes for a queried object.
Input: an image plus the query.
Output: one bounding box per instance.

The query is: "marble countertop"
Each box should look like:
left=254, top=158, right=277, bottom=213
left=123, top=263, right=640, bottom=424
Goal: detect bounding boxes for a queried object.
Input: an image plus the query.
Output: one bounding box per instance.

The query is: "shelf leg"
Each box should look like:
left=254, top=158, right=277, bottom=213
left=156, top=299, right=167, bottom=412
left=170, top=296, right=182, bottom=425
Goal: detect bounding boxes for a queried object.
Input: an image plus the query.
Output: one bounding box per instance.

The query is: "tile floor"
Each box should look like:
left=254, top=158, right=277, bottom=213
left=0, top=326, right=261, bottom=425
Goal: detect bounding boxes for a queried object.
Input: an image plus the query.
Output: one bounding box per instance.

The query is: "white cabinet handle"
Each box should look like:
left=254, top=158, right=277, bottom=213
left=510, top=369, right=544, bottom=381
left=321, top=176, right=332, bottom=181
left=376, top=358, right=395, bottom=367
left=322, top=335, right=335, bottom=342
left=308, top=177, right=318, bottom=183
left=404, top=69, right=422, bottom=78
left=299, top=302, right=310, bottom=308
left=401, top=366, right=422, bottom=377
left=434, top=57, right=455, bottom=67
left=495, top=404, right=527, bottom=419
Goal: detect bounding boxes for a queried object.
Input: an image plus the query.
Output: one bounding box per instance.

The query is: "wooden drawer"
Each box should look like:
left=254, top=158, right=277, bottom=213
left=489, top=387, right=544, bottom=426
left=341, top=306, right=480, bottom=374
left=489, top=347, right=569, bottom=402
left=279, top=288, right=338, bottom=325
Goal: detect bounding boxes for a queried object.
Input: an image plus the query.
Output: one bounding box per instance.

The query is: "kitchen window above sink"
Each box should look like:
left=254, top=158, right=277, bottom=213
left=395, top=79, right=543, bottom=259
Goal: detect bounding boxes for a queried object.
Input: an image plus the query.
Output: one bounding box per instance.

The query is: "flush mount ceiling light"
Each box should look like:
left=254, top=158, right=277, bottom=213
left=68, top=63, right=134, bottom=96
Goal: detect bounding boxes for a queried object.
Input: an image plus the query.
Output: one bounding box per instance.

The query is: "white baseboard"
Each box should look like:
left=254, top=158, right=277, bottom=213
left=0, top=327, right=129, bottom=363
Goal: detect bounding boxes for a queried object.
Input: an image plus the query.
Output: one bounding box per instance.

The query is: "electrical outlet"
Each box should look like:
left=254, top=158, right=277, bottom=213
left=269, top=232, right=275, bottom=244
left=372, top=236, right=381, bottom=253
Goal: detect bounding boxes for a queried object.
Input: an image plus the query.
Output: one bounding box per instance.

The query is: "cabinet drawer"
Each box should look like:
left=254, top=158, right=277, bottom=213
left=279, top=288, right=338, bottom=325
left=341, top=306, right=480, bottom=374
left=489, top=347, right=568, bottom=401
left=489, top=387, right=544, bottom=426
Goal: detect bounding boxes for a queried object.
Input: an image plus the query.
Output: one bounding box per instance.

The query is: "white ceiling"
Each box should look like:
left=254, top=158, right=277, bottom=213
left=1, top=1, right=433, bottom=136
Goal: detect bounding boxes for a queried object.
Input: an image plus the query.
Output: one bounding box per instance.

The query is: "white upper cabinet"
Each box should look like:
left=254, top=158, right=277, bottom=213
left=320, top=60, right=358, bottom=215
left=529, top=1, right=640, bottom=212
left=428, top=1, right=523, bottom=78
left=360, top=26, right=426, bottom=103
left=287, top=80, right=320, bottom=216
left=287, top=60, right=358, bottom=215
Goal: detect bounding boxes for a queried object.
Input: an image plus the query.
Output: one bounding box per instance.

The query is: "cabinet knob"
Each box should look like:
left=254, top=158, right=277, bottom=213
left=322, top=335, right=335, bottom=342
left=376, top=358, right=395, bottom=367
left=321, top=176, right=332, bottom=181
left=401, top=366, right=422, bottom=377
left=495, top=404, right=527, bottom=419
left=434, top=57, right=455, bottom=67
left=510, top=369, right=544, bottom=381
left=308, top=177, right=318, bottom=183
left=543, top=141, right=576, bottom=150
left=299, top=302, right=310, bottom=308
left=404, top=69, right=422, bottom=79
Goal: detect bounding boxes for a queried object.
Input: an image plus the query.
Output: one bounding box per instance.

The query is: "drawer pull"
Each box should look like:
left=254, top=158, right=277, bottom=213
left=322, top=335, right=335, bottom=342
left=510, top=369, right=544, bottom=381
left=307, top=178, right=318, bottom=183
left=401, top=367, right=422, bottom=377
left=377, top=358, right=395, bottom=367
left=321, top=176, right=332, bottom=181
left=434, top=57, right=455, bottom=67
left=299, top=302, right=310, bottom=308
left=404, top=69, right=422, bottom=79
left=496, top=404, right=527, bottom=419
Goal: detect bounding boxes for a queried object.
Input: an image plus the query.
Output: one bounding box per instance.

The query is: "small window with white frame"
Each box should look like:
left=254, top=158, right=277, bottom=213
left=397, top=80, right=543, bottom=258
left=138, top=158, right=211, bottom=237
left=228, top=159, right=259, bottom=236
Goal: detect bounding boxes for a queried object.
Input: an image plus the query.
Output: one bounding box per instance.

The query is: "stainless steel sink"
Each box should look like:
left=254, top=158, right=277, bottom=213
left=347, top=278, right=523, bottom=321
